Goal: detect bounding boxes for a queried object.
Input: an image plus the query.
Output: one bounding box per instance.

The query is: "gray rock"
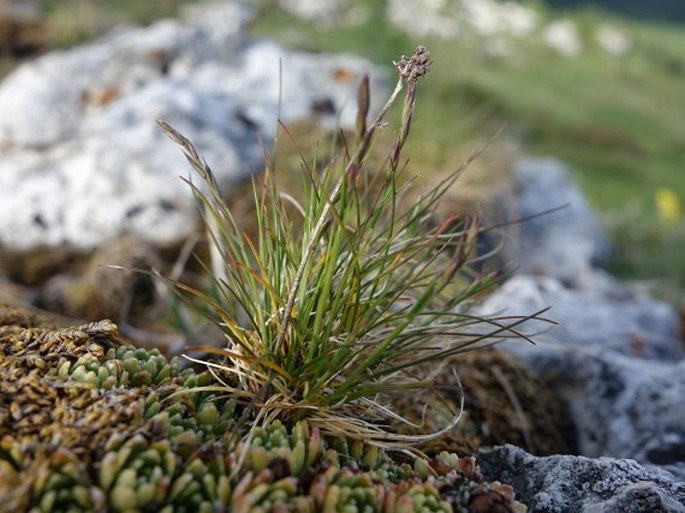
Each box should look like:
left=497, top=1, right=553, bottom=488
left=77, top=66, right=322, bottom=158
left=478, top=275, right=685, bottom=472
left=273, top=0, right=369, bottom=26
left=0, top=2, right=254, bottom=148
left=276, top=0, right=346, bottom=23
left=479, top=274, right=683, bottom=361
left=522, top=345, right=685, bottom=472
left=504, top=157, right=611, bottom=287
left=387, top=0, right=537, bottom=40
left=0, top=1, right=387, bottom=253
left=477, top=445, right=685, bottom=513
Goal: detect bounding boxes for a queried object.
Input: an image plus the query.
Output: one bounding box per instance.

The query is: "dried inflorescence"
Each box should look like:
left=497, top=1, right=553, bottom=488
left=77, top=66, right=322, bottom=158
left=394, top=45, right=433, bottom=82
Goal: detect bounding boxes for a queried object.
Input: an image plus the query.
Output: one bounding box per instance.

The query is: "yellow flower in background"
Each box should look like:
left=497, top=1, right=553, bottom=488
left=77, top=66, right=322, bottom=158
left=655, top=188, right=681, bottom=225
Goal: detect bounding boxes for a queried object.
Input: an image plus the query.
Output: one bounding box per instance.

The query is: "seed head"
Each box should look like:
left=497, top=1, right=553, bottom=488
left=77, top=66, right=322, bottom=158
left=394, top=45, right=432, bottom=82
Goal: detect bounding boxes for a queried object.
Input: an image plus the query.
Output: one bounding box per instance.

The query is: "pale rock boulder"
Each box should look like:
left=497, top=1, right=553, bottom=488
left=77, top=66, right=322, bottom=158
left=0, top=1, right=387, bottom=253
left=596, top=24, right=631, bottom=56
left=542, top=19, right=583, bottom=56
left=503, top=157, right=610, bottom=288
left=387, top=0, right=537, bottom=40
left=479, top=273, right=682, bottom=362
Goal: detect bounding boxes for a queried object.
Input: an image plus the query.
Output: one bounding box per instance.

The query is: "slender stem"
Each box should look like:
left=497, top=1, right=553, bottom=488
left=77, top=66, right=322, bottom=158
left=273, top=77, right=405, bottom=356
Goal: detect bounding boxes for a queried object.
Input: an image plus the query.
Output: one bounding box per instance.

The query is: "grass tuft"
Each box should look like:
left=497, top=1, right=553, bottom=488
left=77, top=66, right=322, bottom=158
left=158, top=46, right=545, bottom=453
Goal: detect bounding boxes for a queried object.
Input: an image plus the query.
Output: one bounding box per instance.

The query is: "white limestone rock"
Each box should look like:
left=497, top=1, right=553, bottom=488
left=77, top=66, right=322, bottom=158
left=542, top=19, right=583, bottom=56
left=387, top=0, right=537, bottom=39
left=596, top=24, right=631, bottom=56
left=0, top=2, right=387, bottom=253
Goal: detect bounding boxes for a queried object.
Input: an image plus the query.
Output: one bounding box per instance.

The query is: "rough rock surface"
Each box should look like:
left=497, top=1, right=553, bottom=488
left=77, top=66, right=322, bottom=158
left=474, top=153, right=685, bottom=492
left=479, top=273, right=682, bottom=362
left=477, top=275, right=685, bottom=479
left=0, top=1, right=387, bottom=253
left=504, top=157, right=611, bottom=288
left=478, top=445, right=685, bottom=513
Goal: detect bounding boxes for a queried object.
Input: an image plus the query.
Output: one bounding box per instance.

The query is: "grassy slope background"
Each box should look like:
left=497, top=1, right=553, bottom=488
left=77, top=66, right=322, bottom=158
left=249, top=2, right=685, bottom=306
left=11, top=0, right=685, bottom=306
